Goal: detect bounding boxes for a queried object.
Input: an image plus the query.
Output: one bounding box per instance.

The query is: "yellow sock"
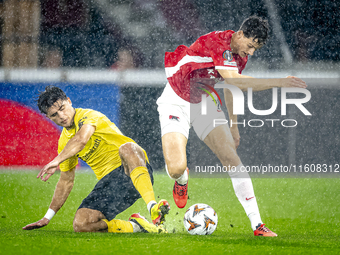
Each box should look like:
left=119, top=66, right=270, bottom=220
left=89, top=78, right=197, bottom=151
left=130, top=166, right=156, bottom=205
left=102, top=219, right=133, bottom=233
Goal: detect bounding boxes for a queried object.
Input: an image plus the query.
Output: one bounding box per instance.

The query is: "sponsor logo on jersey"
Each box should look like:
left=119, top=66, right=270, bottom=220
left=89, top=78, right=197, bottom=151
left=79, top=138, right=101, bottom=161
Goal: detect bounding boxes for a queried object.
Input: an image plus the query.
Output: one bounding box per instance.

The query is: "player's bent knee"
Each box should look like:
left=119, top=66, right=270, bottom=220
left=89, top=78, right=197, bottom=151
left=169, top=172, right=183, bottom=179
left=73, top=208, right=106, bottom=232
left=73, top=208, right=93, bottom=232
left=167, top=163, right=187, bottom=179
left=119, top=142, right=143, bottom=159
left=73, top=217, right=86, bottom=232
left=73, top=210, right=86, bottom=232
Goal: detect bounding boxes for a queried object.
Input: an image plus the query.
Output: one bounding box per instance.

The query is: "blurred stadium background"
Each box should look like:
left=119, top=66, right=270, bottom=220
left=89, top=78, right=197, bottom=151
left=0, top=0, right=339, bottom=171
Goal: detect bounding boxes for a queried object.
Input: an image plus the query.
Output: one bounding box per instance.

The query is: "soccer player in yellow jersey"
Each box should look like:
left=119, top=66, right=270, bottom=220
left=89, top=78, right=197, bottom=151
left=23, top=86, right=169, bottom=233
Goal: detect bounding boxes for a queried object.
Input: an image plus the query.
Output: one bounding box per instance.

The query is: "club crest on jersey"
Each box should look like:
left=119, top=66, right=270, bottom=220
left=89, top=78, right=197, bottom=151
left=222, top=50, right=233, bottom=62
left=169, top=115, right=180, bottom=121
left=78, top=116, right=88, bottom=129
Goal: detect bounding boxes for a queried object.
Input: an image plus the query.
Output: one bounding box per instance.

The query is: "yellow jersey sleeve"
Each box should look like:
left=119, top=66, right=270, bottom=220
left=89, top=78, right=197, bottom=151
left=58, top=133, right=78, bottom=172
left=76, top=109, right=100, bottom=129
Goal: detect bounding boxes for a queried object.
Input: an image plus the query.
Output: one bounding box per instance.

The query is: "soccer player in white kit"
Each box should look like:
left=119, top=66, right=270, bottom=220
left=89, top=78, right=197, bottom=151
left=156, top=16, right=307, bottom=236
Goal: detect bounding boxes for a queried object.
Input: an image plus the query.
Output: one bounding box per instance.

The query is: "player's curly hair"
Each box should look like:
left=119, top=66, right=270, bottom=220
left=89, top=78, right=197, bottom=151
left=239, top=16, right=270, bottom=45
left=37, top=85, right=67, bottom=114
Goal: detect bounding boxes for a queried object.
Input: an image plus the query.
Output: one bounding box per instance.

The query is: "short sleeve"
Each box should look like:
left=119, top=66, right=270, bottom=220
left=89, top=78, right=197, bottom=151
left=58, top=136, right=78, bottom=172
left=77, top=110, right=99, bottom=129
left=59, top=156, right=78, bottom=172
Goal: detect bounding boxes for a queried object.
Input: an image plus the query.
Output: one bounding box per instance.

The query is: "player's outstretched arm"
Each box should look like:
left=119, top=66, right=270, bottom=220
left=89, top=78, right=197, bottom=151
left=37, top=124, right=95, bottom=182
left=223, top=88, right=240, bottom=148
left=218, top=70, right=307, bottom=91
left=23, top=168, right=75, bottom=230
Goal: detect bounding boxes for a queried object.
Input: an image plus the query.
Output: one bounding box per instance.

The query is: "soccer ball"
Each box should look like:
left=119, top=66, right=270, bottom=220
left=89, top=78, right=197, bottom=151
left=183, top=203, right=218, bottom=235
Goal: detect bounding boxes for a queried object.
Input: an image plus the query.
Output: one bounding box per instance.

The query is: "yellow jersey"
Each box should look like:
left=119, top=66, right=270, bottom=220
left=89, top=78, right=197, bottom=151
left=58, top=108, right=148, bottom=180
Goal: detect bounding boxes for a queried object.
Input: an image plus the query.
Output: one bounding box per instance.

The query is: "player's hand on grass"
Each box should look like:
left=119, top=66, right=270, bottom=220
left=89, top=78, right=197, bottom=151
left=22, top=217, right=50, bottom=230
left=230, top=125, right=240, bottom=149
left=37, top=159, right=59, bottom=181
left=281, top=76, right=307, bottom=88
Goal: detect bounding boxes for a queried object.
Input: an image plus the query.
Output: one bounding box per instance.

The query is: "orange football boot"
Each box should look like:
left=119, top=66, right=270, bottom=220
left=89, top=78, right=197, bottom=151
left=254, top=224, right=278, bottom=237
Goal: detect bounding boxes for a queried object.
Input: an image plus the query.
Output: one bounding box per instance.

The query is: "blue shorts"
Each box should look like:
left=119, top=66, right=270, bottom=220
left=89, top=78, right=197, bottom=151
left=78, top=163, right=154, bottom=221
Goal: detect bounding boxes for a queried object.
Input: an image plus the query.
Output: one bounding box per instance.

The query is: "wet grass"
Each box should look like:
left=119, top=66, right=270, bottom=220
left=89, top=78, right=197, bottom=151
left=1, top=170, right=340, bottom=254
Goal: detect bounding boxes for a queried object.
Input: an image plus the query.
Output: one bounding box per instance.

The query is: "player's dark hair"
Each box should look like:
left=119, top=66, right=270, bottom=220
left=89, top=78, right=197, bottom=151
left=37, top=85, right=67, bottom=114
left=239, top=16, right=270, bottom=45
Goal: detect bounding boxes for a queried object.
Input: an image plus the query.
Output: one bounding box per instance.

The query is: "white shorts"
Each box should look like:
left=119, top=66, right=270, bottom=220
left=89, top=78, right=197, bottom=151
left=156, top=83, right=227, bottom=140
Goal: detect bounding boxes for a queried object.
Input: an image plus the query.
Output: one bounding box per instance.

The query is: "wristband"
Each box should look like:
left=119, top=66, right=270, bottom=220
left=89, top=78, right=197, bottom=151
left=44, top=208, right=55, bottom=220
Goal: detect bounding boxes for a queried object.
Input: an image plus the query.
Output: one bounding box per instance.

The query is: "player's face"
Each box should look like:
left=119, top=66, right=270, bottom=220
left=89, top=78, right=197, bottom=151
left=46, top=98, right=75, bottom=129
left=232, top=31, right=263, bottom=58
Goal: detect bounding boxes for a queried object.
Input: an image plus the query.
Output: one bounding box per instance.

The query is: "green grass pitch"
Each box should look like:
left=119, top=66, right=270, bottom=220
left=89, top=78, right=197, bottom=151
left=1, top=170, right=339, bottom=254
